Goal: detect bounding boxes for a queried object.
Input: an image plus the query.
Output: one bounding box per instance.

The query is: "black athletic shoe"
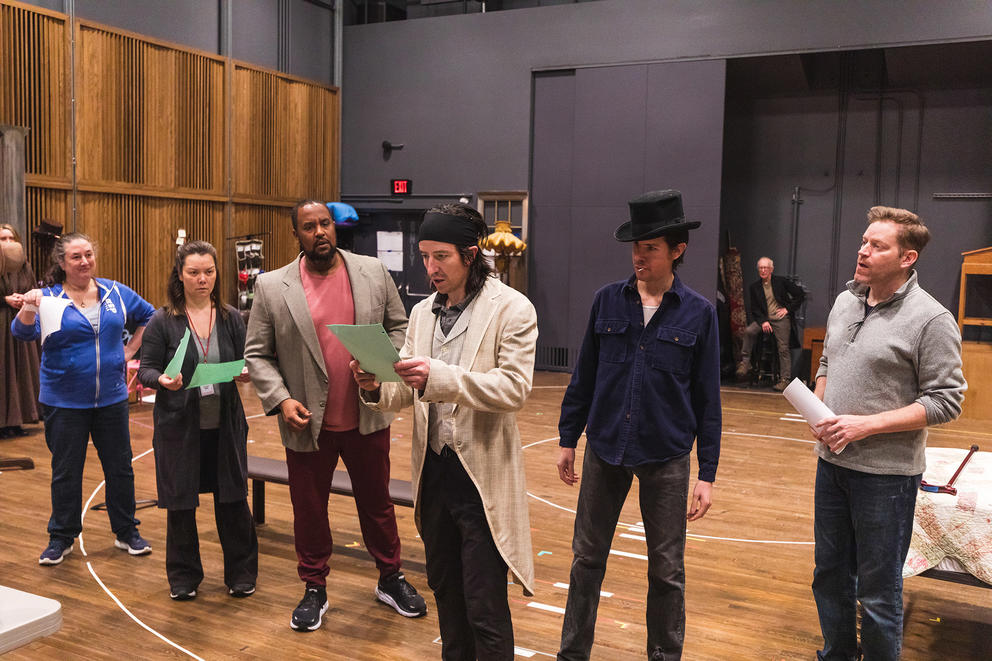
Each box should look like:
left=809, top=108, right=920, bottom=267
left=290, top=585, right=328, bottom=631
left=375, top=572, right=427, bottom=618
left=169, top=586, right=197, bottom=601
left=228, top=583, right=256, bottom=598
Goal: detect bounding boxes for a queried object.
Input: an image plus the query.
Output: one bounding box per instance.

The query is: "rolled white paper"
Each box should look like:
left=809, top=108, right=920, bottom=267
left=782, top=377, right=845, bottom=454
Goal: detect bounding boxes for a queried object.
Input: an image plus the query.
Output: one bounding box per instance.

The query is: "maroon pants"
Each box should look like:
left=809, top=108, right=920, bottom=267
left=285, top=426, right=401, bottom=586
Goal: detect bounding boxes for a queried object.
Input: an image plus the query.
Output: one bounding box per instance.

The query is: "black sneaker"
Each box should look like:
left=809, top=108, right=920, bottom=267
left=114, top=530, right=152, bottom=556
left=170, top=587, right=197, bottom=601
left=228, top=583, right=256, bottom=598
left=375, top=572, right=427, bottom=618
left=39, top=538, right=74, bottom=566
left=290, top=585, right=328, bottom=632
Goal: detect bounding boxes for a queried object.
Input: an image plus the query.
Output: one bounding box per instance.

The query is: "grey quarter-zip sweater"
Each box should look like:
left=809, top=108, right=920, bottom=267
left=815, top=270, right=966, bottom=475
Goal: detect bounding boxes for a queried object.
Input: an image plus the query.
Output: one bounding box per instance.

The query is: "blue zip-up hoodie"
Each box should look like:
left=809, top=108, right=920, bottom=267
left=11, top=278, right=155, bottom=409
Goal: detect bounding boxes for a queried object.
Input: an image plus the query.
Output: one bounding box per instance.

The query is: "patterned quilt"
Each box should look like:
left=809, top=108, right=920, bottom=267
left=903, top=447, right=991, bottom=585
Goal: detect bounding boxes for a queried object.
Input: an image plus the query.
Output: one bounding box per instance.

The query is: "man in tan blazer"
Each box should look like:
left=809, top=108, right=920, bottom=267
left=352, top=203, right=537, bottom=661
left=245, top=200, right=426, bottom=632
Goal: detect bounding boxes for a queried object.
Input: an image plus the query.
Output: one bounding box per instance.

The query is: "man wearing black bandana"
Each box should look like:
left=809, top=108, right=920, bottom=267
left=353, top=202, right=538, bottom=661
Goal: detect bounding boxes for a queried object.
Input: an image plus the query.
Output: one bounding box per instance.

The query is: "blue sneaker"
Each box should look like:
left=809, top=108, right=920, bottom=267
left=114, top=530, right=152, bottom=556
left=39, top=538, right=74, bottom=565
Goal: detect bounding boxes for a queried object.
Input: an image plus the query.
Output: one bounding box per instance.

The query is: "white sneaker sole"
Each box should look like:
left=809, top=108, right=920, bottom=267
left=114, top=539, right=152, bottom=555
left=375, top=586, right=427, bottom=618
left=290, top=601, right=328, bottom=632
left=39, top=544, right=73, bottom=565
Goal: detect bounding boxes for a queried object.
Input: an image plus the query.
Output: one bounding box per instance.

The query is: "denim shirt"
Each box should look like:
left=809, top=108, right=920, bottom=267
left=558, top=274, right=721, bottom=482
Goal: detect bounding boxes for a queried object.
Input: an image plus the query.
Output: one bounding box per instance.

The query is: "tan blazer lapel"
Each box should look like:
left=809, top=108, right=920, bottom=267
left=281, top=257, right=327, bottom=378
left=341, top=251, right=372, bottom=324
left=458, top=279, right=500, bottom=371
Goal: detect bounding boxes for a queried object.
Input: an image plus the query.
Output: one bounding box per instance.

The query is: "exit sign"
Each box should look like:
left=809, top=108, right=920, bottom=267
left=391, top=179, right=412, bottom=195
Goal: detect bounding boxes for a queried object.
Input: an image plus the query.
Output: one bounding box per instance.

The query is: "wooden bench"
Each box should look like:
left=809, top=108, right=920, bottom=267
left=246, top=455, right=415, bottom=525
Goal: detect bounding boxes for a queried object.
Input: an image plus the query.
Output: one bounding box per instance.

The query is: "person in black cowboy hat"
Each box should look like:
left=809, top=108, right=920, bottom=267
left=555, top=189, right=722, bottom=661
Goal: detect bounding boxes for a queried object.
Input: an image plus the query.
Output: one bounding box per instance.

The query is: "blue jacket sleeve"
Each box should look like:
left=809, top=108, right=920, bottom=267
left=11, top=314, right=41, bottom=341
left=557, top=293, right=601, bottom=448
left=690, top=304, right=722, bottom=482
left=119, top=283, right=155, bottom=327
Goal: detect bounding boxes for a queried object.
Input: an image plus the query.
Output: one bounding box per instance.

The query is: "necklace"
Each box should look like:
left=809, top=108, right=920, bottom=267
left=65, top=282, right=92, bottom=308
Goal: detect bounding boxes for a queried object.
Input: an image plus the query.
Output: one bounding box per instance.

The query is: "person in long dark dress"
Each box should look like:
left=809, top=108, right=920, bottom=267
left=137, top=240, right=258, bottom=601
left=0, top=224, right=40, bottom=438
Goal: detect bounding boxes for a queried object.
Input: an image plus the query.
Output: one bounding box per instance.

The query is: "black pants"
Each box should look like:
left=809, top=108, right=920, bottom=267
left=558, top=450, right=690, bottom=661
left=165, top=429, right=258, bottom=591
left=420, top=445, right=513, bottom=661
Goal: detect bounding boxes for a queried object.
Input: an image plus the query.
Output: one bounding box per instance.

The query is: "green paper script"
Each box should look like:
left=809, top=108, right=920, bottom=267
left=328, top=323, right=402, bottom=382
left=186, top=359, right=246, bottom=389
left=164, top=328, right=191, bottom=378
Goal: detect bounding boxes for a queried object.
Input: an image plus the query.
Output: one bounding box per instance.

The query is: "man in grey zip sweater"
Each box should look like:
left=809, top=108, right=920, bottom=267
left=810, top=206, right=965, bottom=661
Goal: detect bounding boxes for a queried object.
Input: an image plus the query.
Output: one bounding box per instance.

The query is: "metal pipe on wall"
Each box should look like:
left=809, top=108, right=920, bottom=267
left=68, top=0, right=77, bottom=228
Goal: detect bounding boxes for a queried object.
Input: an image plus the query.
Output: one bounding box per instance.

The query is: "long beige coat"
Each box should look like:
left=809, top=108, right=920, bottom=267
left=364, top=277, right=538, bottom=595
left=245, top=251, right=407, bottom=451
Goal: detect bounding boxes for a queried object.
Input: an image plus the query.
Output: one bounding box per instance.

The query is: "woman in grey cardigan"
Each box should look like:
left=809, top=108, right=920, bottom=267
left=138, top=240, right=257, bottom=601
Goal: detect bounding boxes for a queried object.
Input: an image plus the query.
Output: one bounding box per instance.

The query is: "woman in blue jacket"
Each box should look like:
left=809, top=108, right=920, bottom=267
left=13, top=232, right=155, bottom=565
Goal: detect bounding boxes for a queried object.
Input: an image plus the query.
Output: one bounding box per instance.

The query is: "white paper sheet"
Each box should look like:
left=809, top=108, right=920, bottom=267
left=782, top=377, right=845, bottom=454
left=376, top=230, right=404, bottom=272
left=39, top=297, right=72, bottom=345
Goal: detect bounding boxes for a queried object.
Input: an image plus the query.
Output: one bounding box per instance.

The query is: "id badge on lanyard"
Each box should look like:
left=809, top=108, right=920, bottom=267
left=199, top=383, right=215, bottom=397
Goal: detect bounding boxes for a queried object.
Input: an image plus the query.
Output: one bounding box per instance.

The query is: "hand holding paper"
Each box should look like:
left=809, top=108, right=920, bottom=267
left=781, top=378, right=845, bottom=454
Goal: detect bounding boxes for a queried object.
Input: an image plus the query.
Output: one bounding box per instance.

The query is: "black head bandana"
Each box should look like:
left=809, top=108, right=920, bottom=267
left=418, top=211, right=483, bottom=247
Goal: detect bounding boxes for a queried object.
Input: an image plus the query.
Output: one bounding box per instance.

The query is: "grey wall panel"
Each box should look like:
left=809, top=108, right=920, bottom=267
left=232, top=0, right=280, bottom=70
left=530, top=70, right=575, bottom=208
left=75, top=0, right=220, bottom=53
left=288, top=0, right=334, bottom=85
left=529, top=71, right=575, bottom=358
left=570, top=65, right=647, bottom=206
left=914, top=87, right=992, bottom=308
left=566, top=204, right=631, bottom=352
left=528, top=204, right=572, bottom=355
left=643, top=60, right=726, bottom=299
left=530, top=59, right=726, bottom=366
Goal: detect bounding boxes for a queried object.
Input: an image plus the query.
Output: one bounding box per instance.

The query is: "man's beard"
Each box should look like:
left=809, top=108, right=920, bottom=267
left=301, top=240, right=337, bottom=270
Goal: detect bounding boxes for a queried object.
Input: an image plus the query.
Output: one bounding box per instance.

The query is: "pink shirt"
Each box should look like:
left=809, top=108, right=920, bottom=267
left=299, top=257, right=359, bottom=431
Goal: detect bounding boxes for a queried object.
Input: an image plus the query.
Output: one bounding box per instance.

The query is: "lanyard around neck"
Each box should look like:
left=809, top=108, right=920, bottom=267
left=185, top=306, right=214, bottom=363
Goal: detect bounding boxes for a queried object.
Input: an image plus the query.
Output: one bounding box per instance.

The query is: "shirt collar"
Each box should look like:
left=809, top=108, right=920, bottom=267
left=623, top=272, right=685, bottom=302
left=432, top=289, right=479, bottom=316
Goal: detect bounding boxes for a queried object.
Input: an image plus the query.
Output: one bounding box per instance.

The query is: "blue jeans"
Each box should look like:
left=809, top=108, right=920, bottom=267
left=559, top=449, right=689, bottom=661
left=812, top=458, right=920, bottom=661
left=42, top=401, right=139, bottom=543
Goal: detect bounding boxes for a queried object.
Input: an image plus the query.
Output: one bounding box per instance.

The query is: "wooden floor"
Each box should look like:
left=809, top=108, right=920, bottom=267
left=1, top=372, right=990, bottom=660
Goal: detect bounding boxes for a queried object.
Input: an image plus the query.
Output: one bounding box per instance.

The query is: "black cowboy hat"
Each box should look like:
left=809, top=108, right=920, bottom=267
left=614, top=189, right=700, bottom=242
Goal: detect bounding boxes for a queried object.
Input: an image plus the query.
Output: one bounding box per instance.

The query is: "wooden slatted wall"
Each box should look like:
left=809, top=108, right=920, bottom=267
left=0, top=0, right=339, bottom=306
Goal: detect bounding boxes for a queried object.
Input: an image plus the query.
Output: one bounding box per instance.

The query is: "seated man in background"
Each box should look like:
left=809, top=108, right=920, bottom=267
left=736, top=256, right=805, bottom=390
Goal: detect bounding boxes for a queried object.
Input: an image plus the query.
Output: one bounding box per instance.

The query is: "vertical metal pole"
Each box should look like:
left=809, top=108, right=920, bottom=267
left=334, top=0, right=342, bottom=88
left=789, top=186, right=802, bottom=277
left=68, top=0, right=77, bottom=229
